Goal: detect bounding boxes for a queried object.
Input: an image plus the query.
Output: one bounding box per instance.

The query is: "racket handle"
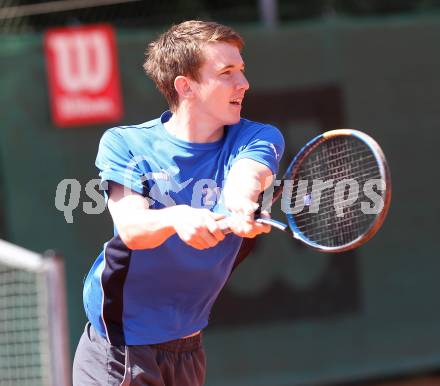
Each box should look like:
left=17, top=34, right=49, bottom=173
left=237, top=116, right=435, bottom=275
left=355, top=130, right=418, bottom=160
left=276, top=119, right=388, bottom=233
left=217, top=217, right=289, bottom=235
left=255, top=218, right=289, bottom=231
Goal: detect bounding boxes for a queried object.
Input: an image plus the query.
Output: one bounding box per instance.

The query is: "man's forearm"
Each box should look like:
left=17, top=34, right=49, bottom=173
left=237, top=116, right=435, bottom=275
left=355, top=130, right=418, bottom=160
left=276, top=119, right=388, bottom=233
left=115, top=206, right=178, bottom=250
left=223, top=159, right=274, bottom=211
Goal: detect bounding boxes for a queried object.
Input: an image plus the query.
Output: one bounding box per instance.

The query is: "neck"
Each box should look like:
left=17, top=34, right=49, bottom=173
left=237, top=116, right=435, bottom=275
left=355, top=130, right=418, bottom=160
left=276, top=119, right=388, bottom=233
left=163, top=104, right=224, bottom=143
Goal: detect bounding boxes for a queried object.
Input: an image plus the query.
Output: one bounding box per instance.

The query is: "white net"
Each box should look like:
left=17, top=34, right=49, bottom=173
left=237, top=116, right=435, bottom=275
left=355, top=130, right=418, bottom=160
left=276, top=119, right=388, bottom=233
left=0, top=239, right=70, bottom=386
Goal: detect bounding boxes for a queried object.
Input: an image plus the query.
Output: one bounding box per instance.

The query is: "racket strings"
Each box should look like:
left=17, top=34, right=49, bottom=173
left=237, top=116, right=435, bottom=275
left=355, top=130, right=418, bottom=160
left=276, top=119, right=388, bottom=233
left=287, top=136, right=384, bottom=247
left=297, top=208, right=371, bottom=245
left=302, top=151, right=377, bottom=179
left=289, top=170, right=382, bottom=216
left=287, top=163, right=380, bottom=210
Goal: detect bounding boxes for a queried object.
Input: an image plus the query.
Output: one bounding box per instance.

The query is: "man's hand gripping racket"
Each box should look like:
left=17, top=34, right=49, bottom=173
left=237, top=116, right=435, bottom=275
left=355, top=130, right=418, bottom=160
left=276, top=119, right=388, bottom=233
left=221, top=129, right=391, bottom=253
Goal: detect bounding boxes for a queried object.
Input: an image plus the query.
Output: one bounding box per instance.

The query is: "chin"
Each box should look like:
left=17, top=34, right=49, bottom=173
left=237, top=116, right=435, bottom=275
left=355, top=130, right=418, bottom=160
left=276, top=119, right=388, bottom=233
left=226, top=118, right=241, bottom=126
left=223, top=113, right=241, bottom=125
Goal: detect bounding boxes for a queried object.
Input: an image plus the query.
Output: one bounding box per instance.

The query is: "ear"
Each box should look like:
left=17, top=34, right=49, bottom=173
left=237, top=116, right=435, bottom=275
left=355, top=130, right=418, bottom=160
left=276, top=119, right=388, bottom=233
left=174, top=76, right=193, bottom=99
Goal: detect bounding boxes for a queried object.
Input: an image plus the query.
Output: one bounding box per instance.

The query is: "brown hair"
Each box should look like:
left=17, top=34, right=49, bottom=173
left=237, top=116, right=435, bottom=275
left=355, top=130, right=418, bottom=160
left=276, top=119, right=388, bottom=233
left=143, top=20, right=244, bottom=111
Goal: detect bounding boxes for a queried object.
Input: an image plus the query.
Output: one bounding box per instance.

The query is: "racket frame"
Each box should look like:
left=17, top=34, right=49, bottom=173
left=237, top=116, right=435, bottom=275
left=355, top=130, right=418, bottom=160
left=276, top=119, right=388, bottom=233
left=269, top=129, right=392, bottom=253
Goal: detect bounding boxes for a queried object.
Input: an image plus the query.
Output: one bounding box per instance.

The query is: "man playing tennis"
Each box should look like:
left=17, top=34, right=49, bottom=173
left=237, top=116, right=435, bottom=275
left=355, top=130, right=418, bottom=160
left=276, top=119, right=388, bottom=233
left=73, top=20, right=284, bottom=386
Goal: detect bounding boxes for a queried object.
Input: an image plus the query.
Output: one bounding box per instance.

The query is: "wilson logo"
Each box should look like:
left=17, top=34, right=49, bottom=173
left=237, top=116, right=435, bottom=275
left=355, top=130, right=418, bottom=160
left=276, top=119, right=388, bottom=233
left=45, top=24, right=123, bottom=127
left=47, top=30, right=112, bottom=93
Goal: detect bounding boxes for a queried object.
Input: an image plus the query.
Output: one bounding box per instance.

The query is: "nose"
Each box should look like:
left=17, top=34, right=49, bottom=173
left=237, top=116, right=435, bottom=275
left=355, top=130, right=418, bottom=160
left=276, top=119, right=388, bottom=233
left=236, top=71, right=250, bottom=91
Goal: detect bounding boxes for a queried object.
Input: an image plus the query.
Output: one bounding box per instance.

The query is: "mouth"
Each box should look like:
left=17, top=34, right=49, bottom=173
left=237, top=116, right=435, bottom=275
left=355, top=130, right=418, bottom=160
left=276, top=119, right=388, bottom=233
left=229, top=98, right=242, bottom=106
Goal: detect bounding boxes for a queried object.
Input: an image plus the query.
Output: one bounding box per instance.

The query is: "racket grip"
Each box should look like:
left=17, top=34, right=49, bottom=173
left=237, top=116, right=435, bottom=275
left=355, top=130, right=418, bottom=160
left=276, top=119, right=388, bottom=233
left=255, top=218, right=288, bottom=231
left=217, top=217, right=287, bottom=235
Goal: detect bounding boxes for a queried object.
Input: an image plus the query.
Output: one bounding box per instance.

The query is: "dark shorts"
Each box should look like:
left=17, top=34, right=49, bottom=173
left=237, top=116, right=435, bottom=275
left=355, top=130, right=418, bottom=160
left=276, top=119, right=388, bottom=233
left=73, top=323, right=206, bottom=386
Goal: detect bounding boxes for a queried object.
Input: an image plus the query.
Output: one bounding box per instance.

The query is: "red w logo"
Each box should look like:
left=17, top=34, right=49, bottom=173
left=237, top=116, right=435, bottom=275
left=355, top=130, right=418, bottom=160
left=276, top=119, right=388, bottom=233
left=45, top=25, right=123, bottom=127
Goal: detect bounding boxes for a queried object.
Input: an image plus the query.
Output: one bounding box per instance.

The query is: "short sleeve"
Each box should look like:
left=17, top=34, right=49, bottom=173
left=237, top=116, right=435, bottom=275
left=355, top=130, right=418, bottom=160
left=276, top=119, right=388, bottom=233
left=96, top=129, right=146, bottom=195
left=233, top=124, right=285, bottom=174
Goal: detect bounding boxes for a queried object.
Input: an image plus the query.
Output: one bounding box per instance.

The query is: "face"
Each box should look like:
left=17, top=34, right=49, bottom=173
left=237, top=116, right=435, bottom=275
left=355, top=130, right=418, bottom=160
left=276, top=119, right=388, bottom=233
left=189, top=42, right=250, bottom=128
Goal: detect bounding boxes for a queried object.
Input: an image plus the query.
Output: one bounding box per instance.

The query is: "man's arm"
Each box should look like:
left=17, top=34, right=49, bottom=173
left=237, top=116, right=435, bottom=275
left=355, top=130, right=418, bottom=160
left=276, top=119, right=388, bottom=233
left=222, top=158, right=274, bottom=238
left=107, top=182, right=225, bottom=250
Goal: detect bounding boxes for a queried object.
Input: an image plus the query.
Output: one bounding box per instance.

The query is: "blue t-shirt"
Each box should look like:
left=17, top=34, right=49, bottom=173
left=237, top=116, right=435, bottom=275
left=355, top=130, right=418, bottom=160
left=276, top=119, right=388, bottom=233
left=83, top=111, right=285, bottom=345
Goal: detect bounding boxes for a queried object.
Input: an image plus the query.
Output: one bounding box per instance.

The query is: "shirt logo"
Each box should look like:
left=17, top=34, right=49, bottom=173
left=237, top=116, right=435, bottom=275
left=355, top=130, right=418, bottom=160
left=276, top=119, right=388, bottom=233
left=144, top=166, right=193, bottom=206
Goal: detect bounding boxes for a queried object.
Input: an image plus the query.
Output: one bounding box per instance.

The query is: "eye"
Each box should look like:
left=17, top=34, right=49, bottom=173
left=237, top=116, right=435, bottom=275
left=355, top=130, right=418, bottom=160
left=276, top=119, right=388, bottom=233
left=221, top=70, right=231, bottom=76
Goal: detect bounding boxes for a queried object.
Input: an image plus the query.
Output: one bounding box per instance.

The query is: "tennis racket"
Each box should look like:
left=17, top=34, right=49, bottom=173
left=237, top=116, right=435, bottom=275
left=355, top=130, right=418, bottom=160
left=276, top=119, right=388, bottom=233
left=224, top=129, right=391, bottom=253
